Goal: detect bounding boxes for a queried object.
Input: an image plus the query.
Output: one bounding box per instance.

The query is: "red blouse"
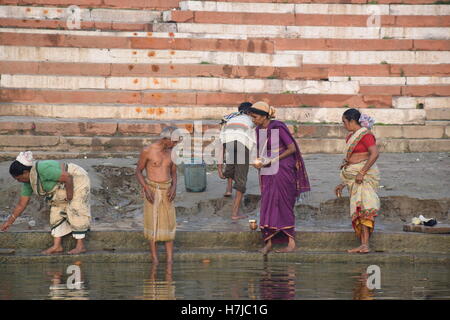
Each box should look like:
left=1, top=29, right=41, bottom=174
left=346, top=133, right=376, bottom=153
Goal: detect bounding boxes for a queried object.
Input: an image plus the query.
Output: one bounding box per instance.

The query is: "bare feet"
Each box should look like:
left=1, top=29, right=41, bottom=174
left=347, top=246, right=363, bottom=253
left=358, top=245, right=370, bottom=254
left=42, top=246, right=64, bottom=255
left=347, top=245, right=370, bottom=253
left=68, top=246, right=87, bottom=255
left=231, top=214, right=247, bottom=220
left=275, top=244, right=296, bottom=253
left=259, top=242, right=272, bottom=255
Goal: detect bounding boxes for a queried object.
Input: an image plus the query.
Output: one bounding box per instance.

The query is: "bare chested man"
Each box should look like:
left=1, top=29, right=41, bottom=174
left=136, top=126, right=179, bottom=264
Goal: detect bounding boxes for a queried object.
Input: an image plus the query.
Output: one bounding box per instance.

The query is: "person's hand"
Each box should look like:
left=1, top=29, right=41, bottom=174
left=340, top=160, right=349, bottom=170
left=262, top=159, right=272, bottom=168
left=1, top=217, right=14, bottom=232
left=168, top=186, right=176, bottom=202
left=144, top=187, right=155, bottom=204
left=335, top=184, right=345, bottom=198
left=355, top=173, right=364, bottom=184
left=252, top=158, right=265, bottom=169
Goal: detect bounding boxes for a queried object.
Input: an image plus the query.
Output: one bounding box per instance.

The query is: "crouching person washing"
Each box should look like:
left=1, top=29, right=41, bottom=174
left=1, top=151, right=91, bottom=255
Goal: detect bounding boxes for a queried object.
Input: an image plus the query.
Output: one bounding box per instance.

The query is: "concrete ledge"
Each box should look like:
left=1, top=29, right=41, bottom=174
left=1, top=249, right=449, bottom=264
left=0, top=230, right=449, bottom=254
left=403, top=223, right=450, bottom=234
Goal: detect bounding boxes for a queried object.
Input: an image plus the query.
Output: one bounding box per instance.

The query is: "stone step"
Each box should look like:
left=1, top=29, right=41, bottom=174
left=0, top=103, right=427, bottom=124
left=426, top=108, right=450, bottom=121
left=216, top=0, right=442, bottom=4
left=0, top=230, right=449, bottom=255
left=3, top=31, right=449, bottom=52
left=3, top=27, right=450, bottom=51
left=393, top=97, right=450, bottom=109
left=1, top=0, right=180, bottom=10
left=0, top=74, right=361, bottom=95
left=0, top=18, right=154, bottom=32
left=0, top=117, right=447, bottom=139
left=156, top=23, right=450, bottom=40
left=2, top=73, right=450, bottom=93
left=1, top=135, right=449, bottom=154
left=2, top=60, right=449, bottom=79
left=0, top=118, right=217, bottom=137
left=3, top=45, right=449, bottom=65
left=2, top=0, right=443, bottom=10
left=0, top=3, right=165, bottom=32
left=2, top=18, right=448, bottom=40
left=5, top=4, right=449, bottom=30
left=0, top=90, right=396, bottom=109
left=0, top=150, right=138, bottom=161
left=1, top=87, right=448, bottom=109
left=403, top=223, right=450, bottom=234
left=2, top=248, right=449, bottom=264
left=178, top=1, right=450, bottom=16
left=426, top=120, right=450, bottom=126
left=0, top=6, right=163, bottom=23
left=164, top=10, right=450, bottom=28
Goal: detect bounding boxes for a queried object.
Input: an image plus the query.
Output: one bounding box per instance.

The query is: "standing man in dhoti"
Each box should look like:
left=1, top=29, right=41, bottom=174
left=1, top=151, right=91, bottom=255
left=136, top=126, right=179, bottom=264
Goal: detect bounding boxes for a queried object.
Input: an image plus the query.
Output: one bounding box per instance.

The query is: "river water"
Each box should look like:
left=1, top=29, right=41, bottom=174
left=1, top=260, right=449, bottom=300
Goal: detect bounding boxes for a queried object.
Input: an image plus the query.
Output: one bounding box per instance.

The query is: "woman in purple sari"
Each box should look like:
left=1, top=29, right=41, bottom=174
left=249, top=102, right=310, bottom=255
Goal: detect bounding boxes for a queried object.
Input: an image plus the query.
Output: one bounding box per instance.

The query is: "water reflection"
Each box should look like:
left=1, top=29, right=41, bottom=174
left=0, top=260, right=448, bottom=300
left=142, top=263, right=176, bottom=300
left=259, top=262, right=296, bottom=300
left=47, top=262, right=90, bottom=300
left=352, top=271, right=375, bottom=300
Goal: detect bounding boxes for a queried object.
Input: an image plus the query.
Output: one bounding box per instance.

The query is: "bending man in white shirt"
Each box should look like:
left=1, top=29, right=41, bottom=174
left=218, top=102, right=256, bottom=220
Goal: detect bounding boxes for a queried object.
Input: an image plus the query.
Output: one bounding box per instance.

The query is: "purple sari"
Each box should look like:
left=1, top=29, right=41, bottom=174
left=256, top=120, right=310, bottom=244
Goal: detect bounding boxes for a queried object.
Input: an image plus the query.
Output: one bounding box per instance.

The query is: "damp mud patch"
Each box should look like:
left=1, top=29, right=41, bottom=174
left=1, top=165, right=448, bottom=231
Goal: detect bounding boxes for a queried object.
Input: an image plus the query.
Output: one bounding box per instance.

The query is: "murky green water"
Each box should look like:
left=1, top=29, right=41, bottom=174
left=0, top=261, right=449, bottom=300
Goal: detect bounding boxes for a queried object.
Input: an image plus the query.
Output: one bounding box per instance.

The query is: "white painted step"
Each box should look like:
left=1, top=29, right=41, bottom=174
left=2, top=25, right=449, bottom=41
left=0, top=74, right=360, bottom=94
left=178, top=1, right=450, bottom=16
left=1, top=46, right=449, bottom=65
left=0, top=103, right=426, bottom=124
left=0, top=6, right=162, bottom=23
left=167, top=23, right=450, bottom=40
left=393, top=97, right=450, bottom=110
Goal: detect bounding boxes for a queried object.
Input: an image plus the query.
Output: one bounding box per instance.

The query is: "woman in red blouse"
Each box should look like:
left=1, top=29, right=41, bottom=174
left=335, top=109, right=380, bottom=254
